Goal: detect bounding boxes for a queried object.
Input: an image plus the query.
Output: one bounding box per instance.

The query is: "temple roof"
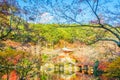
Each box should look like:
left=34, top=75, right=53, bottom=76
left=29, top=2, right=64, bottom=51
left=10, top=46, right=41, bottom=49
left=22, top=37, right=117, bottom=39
left=62, top=47, right=73, bottom=53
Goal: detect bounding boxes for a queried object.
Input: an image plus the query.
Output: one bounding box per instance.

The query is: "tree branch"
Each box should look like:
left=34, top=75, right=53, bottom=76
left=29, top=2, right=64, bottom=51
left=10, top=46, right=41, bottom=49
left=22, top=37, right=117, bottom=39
left=88, top=38, right=119, bottom=45
left=0, top=27, right=12, bottom=40
left=86, top=0, right=101, bottom=24
left=86, top=0, right=120, bottom=41
left=114, top=28, right=120, bottom=34
left=101, top=25, right=120, bottom=41
left=95, top=0, right=99, bottom=12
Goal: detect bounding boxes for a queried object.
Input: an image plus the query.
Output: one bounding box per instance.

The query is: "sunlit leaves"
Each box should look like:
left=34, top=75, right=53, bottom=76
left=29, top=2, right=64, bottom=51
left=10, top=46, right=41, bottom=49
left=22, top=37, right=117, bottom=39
left=104, top=57, right=120, bottom=79
left=27, top=24, right=110, bottom=45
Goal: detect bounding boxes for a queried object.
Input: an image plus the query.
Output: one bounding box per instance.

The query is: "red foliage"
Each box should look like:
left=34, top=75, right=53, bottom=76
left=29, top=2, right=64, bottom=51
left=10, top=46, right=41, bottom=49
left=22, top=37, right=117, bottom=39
left=2, top=55, right=21, bottom=79
left=98, top=61, right=109, bottom=71
left=12, top=55, right=21, bottom=65
left=99, top=75, right=109, bottom=80
left=2, top=71, right=18, bottom=80
left=9, top=71, right=18, bottom=80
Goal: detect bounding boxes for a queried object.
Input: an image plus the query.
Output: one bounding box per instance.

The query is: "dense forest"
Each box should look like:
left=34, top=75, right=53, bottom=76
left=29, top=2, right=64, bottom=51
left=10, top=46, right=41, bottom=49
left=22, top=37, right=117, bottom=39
left=3, top=23, right=117, bottom=45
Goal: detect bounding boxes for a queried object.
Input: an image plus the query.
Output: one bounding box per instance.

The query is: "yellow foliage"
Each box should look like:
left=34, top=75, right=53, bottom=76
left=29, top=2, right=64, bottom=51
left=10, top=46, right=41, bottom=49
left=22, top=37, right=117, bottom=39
left=0, top=49, right=27, bottom=58
left=104, top=57, right=120, bottom=78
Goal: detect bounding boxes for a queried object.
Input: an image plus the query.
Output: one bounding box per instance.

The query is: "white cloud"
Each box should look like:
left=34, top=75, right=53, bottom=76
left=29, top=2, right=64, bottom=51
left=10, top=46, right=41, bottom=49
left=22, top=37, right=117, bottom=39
left=39, top=12, right=54, bottom=23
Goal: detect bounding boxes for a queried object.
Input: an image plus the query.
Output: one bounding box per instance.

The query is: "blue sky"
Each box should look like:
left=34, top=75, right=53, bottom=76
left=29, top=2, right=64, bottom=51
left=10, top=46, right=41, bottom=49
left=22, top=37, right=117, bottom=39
left=16, top=0, right=119, bottom=25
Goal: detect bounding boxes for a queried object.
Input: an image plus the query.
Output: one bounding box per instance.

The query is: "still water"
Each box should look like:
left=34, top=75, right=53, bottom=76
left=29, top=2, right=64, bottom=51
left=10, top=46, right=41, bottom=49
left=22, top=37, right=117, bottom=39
left=40, top=72, right=96, bottom=80
left=40, top=64, right=97, bottom=80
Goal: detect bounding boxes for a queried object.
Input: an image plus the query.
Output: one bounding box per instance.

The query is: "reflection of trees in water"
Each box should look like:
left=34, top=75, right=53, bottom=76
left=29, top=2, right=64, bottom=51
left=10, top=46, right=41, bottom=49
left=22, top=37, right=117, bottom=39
left=76, top=72, right=96, bottom=80
left=40, top=65, right=96, bottom=80
left=40, top=71, right=96, bottom=80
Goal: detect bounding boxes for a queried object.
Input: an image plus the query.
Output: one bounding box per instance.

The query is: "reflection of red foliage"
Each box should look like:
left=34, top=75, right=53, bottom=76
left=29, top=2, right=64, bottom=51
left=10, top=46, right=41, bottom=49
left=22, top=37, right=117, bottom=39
left=99, top=75, right=109, bottom=80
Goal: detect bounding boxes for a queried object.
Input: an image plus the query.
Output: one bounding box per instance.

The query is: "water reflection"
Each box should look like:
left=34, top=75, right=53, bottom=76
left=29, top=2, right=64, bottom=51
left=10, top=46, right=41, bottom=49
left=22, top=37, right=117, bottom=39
left=40, top=64, right=96, bottom=80
left=40, top=71, right=96, bottom=80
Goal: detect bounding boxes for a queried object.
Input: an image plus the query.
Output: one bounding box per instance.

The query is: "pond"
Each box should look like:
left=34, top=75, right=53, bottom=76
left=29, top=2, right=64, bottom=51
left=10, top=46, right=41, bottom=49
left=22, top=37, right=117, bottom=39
left=39, top=63, right=98, bottom=80
left=40, top=72, right=97, bottom=80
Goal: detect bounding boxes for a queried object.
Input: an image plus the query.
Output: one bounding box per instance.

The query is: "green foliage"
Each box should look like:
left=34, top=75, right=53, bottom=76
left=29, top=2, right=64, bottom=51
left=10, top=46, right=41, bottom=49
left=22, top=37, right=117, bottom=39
left=0, top=1, right=19, bottom=40
left=104, top=57, right=120, bottom=79
left=40, top=25, right=61, bottom=43
left=93, top=60, right=103, bottom=77
left=29, top=24, right=105, bottom=44
left=0, top=2, right=11, bottom=39
left=9, top=23, right=111, bottom=45
left=40, top=72, right=48, bottom=80
left=16, top=58, right=33, bottom=79
left=41, top=54, right=49, bottom=62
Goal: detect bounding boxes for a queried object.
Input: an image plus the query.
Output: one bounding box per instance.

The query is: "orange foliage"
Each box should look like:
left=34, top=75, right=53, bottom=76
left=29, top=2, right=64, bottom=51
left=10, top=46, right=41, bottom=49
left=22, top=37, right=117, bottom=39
left=1, top=54, right=22, bottom=79
left=12, top=54, right=21, bottom=65
left=2, top=40, right=21, bottom=48
left=2, top=71, right=18, bottom=80
left=9, top=71, right=18, bottom=80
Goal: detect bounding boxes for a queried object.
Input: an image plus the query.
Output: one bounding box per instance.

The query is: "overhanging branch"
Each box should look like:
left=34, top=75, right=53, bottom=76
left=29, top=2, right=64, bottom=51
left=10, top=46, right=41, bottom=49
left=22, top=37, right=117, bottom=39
left=88, top=38, right=119, bottom=46
left=86, top=0, right=120, bottom=41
